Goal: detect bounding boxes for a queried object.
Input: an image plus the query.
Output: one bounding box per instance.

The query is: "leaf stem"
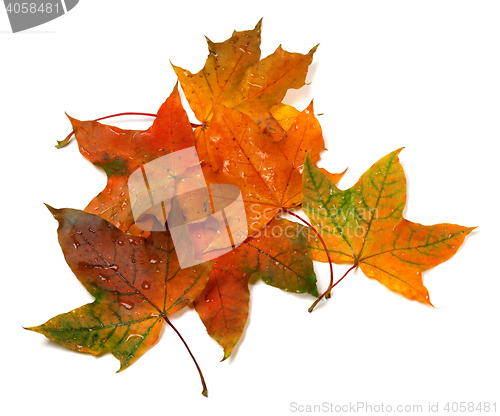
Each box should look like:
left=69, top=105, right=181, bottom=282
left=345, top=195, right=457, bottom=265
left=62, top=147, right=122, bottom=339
left=162, top=314, right=208, bottom=397
left=308, top=262, right=358, bottom=312
left=282, top=208, right=335, bottom=306
left=57, top=112, right=202, bottom=148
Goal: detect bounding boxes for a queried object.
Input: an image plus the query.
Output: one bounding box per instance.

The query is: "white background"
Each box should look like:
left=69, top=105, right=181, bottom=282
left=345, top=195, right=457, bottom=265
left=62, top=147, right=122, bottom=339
left=1, top=1, right=499, bottom=415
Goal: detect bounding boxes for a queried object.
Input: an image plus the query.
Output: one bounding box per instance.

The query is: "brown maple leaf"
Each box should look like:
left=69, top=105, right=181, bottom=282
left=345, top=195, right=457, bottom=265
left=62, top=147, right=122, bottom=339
left=27, top=206, right=213, bottom=393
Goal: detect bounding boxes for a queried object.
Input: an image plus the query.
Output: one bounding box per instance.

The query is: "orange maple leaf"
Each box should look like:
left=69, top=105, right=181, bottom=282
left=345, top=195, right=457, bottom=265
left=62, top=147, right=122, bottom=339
left=188, top=102, right=342, bottom=251
left=66, top=86, right=196, bottom=234
left=173, top=21, right=317, bottom=169
left=193, top=216, right=317, bottom=360
left=302, top=149, right=475, bottom=305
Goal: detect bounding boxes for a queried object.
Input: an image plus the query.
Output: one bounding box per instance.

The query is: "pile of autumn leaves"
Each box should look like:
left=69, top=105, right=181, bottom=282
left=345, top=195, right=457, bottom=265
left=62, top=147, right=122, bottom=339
left=28, top=22, right=473, bottom=394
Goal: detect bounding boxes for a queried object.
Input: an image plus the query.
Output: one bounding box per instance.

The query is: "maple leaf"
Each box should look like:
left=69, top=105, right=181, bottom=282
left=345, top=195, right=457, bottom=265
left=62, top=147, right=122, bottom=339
left=302, top=149, right=474, bottom=305
left=173, top=21, right=317, bottom=169
left=270, top=103, right=300, bottom=131
left=190, top=101, right=343, bottom=251
left=193, top=216, right=317, bottom=360
left=26, top=207, right=213, bottom=375
left=67, top=85, right=196, bottom=234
